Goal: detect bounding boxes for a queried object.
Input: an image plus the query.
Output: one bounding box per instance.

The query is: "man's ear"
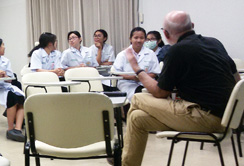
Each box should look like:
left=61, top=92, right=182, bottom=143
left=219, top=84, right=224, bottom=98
left=192, top=23, right=194, bottom=29
left=164, top=30, right=170, bottom=39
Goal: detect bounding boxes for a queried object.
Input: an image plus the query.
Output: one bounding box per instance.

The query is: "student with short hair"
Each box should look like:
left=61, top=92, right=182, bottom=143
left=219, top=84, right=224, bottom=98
left=90, top=29, right=115, bottom=66
left=61, top=31, right=98, bottom=70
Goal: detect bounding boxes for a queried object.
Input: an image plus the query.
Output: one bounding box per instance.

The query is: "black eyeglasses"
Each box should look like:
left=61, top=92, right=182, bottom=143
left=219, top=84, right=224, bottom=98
left=161, top=28, right=169, bottom=35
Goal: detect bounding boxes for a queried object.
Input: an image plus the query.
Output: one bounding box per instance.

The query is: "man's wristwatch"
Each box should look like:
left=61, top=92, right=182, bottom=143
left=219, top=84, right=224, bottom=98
left=136, top=69, right=145, bottom=76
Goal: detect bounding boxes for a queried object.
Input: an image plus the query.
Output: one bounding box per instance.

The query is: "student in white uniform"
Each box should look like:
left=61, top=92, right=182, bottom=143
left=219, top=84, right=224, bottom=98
left=0, top=38, right=25, bottom=142
left=144, top=31, right=165, bottom=56
left=90, top=29, right=115, bottom=66
left=30, top=32, right=64, bottom=76
left=61, top=31, right=98, bottom=70
left=113, top=27, right=161, bottom=101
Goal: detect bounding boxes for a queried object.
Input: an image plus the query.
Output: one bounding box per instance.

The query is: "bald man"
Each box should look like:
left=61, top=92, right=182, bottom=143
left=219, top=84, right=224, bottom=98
left=121, top=11, right=240, bottom=166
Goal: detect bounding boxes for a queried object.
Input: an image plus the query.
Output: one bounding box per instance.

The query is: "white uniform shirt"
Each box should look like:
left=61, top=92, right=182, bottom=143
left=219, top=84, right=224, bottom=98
left=61, top=46, right=98, bottom=69
left=113, top=45, right=161, bottom=101
left=0, top=56, right=24, bottom=108
left=30, top=48, right=62, bottom=71
left=89, top=43, right=115, bottom=63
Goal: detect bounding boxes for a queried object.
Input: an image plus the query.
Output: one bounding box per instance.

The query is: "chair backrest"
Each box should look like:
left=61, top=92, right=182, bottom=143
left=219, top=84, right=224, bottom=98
left=20, top=64, right=33, bottom=76
left=24, top=92, right=114, bottom=148
left=110, top=66, right=118, bottom=87
left=221, top=79, right=244, bottom=129
left=22, top=72, right=61, bottom=97
left=232, top=58, right=244, bottom=70
left=64, top=67, right=103, bottom=92
left=159, top=61, right=164, bottom=70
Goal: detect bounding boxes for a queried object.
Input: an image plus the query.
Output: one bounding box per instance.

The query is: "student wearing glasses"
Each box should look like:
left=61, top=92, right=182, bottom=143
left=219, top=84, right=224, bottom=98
left=30, top=32, right=64, bottom=76
left=89, top=29, right=115, bottom=66
left=61, top=31, right=98, bottom=70
left=145, top=31, right=171, bottom=62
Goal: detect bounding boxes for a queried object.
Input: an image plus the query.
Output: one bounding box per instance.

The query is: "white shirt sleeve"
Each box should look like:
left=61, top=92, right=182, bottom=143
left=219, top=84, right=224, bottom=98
left=61, top=50, right=69, bottom=69
left=54, top=50, right=63, bottom=69
left=30, top=50, right=42, bottom=71
left=107, top=45, right=115, bottom=62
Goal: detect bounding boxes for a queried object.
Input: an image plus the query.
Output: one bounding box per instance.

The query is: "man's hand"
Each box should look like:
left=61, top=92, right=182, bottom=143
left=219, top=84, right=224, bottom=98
left=125, top=48, right=140, bottom=72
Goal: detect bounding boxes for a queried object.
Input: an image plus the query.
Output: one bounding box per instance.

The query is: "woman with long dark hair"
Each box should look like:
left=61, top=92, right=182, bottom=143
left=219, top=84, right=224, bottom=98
left=30, top=32, right=64, bottom=76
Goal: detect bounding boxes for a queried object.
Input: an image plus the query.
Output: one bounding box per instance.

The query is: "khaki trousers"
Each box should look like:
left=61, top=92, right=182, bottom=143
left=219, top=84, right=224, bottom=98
left=122, top=93, right=224, bottom=166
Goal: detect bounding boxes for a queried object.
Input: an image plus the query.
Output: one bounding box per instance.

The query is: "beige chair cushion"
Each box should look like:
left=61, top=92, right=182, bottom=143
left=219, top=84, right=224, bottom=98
left=35, top=140, right=115, bottom=158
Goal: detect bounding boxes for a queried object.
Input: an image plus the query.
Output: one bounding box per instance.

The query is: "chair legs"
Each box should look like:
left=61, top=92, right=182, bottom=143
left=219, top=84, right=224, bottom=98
left=236, top=131, right=243, bottom=157
left=235, top=113, right=244, bottom=157
left=231, top=135, right=239, bottom=166
left=24, top=144, right=30, bottom=166
left=200, top=141, right=204, bottom=150
left=35, top=156, right=40, bottom=166
left=216, top=142, right=225, bottom=166
left=167, top=139, right=176, bottom=166
left=113, top=143, right=122, bottom=166
left=182, top=141, right=189, bottom=166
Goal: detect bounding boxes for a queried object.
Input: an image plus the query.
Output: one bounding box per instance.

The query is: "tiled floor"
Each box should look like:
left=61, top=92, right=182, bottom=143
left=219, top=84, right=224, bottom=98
left=0, top=106, right=243, bottom=166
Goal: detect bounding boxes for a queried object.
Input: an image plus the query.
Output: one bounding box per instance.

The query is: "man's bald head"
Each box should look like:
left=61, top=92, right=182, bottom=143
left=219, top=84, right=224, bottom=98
left=164, top=11, right=193, bottom=35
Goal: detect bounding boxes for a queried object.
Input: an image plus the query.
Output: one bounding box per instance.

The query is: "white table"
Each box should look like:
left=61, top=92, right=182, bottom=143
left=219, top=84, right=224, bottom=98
left=68, top=76, right=123, bottom=91
left=109, top=71, right=136, bottom=76
left=0, top=77, right=16, bottom=81
left=238, top=69, right=244, bottom=73
left=24, top=81, right=81, bottom=96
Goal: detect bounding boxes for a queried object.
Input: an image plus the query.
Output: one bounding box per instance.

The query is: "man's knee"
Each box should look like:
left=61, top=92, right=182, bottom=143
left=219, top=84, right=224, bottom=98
left=128, top=109, right=149, bottom=128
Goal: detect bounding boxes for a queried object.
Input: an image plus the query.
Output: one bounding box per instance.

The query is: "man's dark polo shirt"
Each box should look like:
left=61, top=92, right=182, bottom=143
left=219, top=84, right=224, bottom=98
left=157, top=31, right=236, bottom=118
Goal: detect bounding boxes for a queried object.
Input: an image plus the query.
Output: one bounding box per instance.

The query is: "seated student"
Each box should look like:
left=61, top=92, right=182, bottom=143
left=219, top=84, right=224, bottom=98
left=90, top=29, right=117, bottom=91
left=90, top=29, right=115, bottom=66
left=61, top=31, right=98, bottom=70
left=144, top=30, right=165, bottom=56
left=30, top=32, right=64, bottom=77
left=157, top=44, right=171, bottom=62
left=113, top=27, right=161, bottom=102
left=121, top=11, right=240, bottom=166
left=0, top=38, right=25, bottom=142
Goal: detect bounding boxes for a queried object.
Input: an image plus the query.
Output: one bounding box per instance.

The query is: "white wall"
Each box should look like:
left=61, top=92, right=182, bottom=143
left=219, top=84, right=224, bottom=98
left=0, top=0, right=28, bottom=78
left=0, top=0, right=243, bottom=78
left=139, top=0, right=244, bottom=60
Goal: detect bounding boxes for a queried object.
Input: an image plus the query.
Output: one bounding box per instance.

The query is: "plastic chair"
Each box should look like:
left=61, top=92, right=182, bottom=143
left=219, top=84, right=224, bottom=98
left=24, top=92, right=122, bottom=166
left=22, top=72, right=61, bottom=97
left=232, top=58, right=244, bottom=157
left=233, top=58, right=244, bottom=70
left=0, top=156, right=10, bottom=166
left=156, top=79, right=244, bottom=166
left=64, top=67, right=103, bottom=92
left=20, top=64, right=33, bottom=77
